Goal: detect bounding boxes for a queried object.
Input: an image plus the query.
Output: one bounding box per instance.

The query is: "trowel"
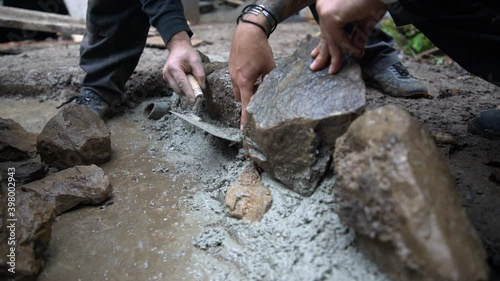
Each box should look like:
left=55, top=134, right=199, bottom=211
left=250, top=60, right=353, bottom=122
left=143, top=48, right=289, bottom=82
left=170, top=75, right=244, bottom=143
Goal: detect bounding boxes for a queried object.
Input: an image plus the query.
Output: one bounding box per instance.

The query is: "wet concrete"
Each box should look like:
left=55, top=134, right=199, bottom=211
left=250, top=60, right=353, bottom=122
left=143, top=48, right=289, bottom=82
left=1, top=97, right=390, bottom=281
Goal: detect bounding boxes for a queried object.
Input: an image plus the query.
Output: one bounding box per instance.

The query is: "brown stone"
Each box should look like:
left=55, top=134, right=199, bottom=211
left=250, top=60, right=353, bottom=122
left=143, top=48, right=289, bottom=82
left=22, top=164, right=112, bottom=215
left=205, top=65, right=241, bottom=129
left=37, top=104, right=111, bottom=169
left=245, top=37, right=366, bottom=196
left=0, top=118, right=37, bottom=162
left=333, top=105, right=488, bottom=281
left=0, top=158, right=48, bottom=186
left=0, top=189, right=55, bottom=281
left=226, top=163, right=272, bottom=222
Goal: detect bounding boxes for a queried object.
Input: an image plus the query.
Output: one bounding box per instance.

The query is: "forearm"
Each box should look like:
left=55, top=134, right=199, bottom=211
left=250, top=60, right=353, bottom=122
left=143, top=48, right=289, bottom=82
left=257, top=0, right=316, bottom=23
left=140, top=0, right=192, bottom=45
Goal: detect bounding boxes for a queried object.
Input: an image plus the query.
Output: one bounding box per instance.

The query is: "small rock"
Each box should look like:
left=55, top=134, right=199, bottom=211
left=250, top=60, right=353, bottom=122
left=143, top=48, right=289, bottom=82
left=205, top=66, right=241, bottom=128
left=0, top=118, right=37, bottom=162
left=430, top=131, right=458, bottom=145
left=245, top=36, right=366, bottom=196
left=0, top=189, right=55, bottom=280
left=0, top=158, right=48, bottom=186
left=226, top=163, right=272, bottom=222
left=333, top=105, right=488, bottom=281
left=22, top=164, right=112, bottom=215
left=37, top=104, right=111, bottom=169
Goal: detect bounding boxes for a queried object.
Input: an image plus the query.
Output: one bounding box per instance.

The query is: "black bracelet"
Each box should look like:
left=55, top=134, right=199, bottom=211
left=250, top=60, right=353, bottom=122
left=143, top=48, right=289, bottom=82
left=239, top=4, right=278, bottom=37
left=237, top=15, right=269, bottom=38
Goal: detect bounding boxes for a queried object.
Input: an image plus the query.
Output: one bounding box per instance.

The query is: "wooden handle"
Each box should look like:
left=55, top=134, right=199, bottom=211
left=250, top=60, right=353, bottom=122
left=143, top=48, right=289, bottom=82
left=187, top=74, right=203, bottom=100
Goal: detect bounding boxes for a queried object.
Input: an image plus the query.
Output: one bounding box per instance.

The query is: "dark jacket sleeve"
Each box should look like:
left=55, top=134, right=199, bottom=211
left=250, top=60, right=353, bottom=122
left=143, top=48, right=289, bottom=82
left=140, top=0, right=193, bottom=46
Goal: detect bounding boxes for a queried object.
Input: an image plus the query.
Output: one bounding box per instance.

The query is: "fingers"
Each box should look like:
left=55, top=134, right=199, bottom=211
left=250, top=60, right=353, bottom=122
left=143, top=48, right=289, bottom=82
left=238, top=83, right=253, bottom=131
left=310, top=39, right=331, bottom=71
left=168, top=68, right=195, bottom=102
left=191, top=58, right=206, bottom=90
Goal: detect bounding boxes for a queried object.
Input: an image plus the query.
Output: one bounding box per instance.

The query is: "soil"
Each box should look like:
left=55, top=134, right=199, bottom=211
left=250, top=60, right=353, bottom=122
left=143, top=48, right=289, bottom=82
left=0, top=21, right=499, bottom=281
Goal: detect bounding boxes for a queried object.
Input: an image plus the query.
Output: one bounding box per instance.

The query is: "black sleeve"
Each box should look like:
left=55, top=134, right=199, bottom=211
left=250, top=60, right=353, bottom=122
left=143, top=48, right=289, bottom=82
left=140, top=0, right=193, bottom=45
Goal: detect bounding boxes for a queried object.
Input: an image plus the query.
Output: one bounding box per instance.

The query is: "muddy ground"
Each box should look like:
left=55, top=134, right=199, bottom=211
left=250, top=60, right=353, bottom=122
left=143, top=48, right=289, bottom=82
left=0, top=21, right=499, bottom=281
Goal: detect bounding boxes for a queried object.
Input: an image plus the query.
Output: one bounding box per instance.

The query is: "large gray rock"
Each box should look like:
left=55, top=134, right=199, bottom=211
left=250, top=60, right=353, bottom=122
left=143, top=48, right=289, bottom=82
left=205, top=65, right=241, bottom=129
left=22, top=164, right=112, bottom=215
left=333, top=105, right=488, bottom=281
left=245, top=37, right=366, bottom=196
left=0, top=189, right=55, bottom=281
left=0, top=118, right=37, bottom=162
left=37, top=104, right=111, bottom=169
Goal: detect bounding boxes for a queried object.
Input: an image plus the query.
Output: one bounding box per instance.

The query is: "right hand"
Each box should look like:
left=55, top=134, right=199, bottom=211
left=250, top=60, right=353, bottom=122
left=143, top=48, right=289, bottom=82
left=229, top=17, right=276, bottom=130
left=314, top=0, right=387, bottom=74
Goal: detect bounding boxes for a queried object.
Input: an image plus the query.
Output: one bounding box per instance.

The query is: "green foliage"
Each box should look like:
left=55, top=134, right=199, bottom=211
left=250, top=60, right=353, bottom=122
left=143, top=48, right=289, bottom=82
left=380, top=18, right=435, bottom=57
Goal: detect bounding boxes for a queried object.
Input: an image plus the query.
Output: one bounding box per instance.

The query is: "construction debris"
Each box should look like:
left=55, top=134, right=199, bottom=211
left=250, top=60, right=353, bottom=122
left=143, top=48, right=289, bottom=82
left=333, top=105, right=488, bottom=281
left=22, top=164, right=112, bottom=215
left=245, top=37, right=366, bottom=196
left=37, top=104, right=111, bottom=169
left=0, top=118, right=37, bottom=162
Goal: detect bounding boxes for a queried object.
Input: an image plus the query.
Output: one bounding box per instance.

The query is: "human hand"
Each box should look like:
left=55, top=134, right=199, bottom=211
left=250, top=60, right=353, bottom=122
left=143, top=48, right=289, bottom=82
left=229, top=16, right=276, bottom=130
left=163, top=31, right=206, bottom=102
left=315, top=0, right=387, bottom=74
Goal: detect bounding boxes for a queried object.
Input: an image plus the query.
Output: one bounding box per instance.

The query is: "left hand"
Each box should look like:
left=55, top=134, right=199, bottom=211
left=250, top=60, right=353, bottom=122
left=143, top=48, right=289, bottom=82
left=163, top=31, right=206, bottom=102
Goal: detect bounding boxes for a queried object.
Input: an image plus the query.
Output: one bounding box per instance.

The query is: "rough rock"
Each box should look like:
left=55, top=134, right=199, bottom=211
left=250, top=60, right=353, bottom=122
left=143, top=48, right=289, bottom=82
left=333, top=105, right=488, bottom=281
left=0, top=189, right=55, bottom=281
left=245, top=37, right=366, bottom=196
left=0, top=158, right=48, bottom=186
left=0, top=118, right=37, bottom=162
left=37, top=104, right=111, bottom=169
left=205, top=65, right=241, bottom=128
left=22, top=164, right=112, bottom=215
left=226, top=163, right=273, bottom=222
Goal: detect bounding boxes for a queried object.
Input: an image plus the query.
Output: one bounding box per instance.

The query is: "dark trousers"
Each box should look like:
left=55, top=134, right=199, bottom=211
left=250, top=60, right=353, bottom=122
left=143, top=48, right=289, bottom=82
left=80, top=0, right=150, bottom=107
left=389, top=0, right=500, bottom=87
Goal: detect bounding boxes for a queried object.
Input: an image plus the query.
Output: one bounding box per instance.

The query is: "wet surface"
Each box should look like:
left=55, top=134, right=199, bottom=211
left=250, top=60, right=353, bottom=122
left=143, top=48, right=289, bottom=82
left=1, top=98, right=205, bottom=281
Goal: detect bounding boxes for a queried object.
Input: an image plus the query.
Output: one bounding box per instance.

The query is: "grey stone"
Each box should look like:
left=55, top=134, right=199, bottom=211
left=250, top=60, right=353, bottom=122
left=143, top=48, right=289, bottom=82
left=226, top=163, right=272, bottom=222
left=0, top=158, right=48, bottom=186
left=333, top=105, right=488, bottom=281
left=37, top=104, right=111, bottom=169
left=205, top=65, right=241, bottom=128
left=22, top=164, right=112, bottom=215
left=0, top=118, right=37, bottom=162
left=245, top=37, right=366, bottom=196
left=0, top=189, right=55, bottom=281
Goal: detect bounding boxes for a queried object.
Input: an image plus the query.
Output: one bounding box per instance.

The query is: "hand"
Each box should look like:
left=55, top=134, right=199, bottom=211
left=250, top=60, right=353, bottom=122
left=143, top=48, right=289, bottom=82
left=229, top=16, right=276, bottom=130
left=310, top=36, right=331, bottom=72
left=315, top=0, right=387, bottom=74
left=163, top=31, right=206, bottom=102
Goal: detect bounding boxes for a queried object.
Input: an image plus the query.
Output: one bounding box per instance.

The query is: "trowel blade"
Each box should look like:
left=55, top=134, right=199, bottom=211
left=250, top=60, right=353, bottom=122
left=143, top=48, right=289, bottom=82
left=170, top=111, right=243, bottom=143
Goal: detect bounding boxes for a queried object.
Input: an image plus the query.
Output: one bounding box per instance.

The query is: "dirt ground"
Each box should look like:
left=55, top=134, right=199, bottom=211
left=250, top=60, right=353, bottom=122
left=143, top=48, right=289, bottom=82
left=1, top=20, right=499, bottom=280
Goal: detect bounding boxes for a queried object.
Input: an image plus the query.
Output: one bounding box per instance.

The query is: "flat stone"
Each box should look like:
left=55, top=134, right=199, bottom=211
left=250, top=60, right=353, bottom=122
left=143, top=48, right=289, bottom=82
left=245, top=37, right=366, bottom=196
left=0, top=118, right=37, bottom=162
left=333, top=105, right=488, bottom=281
left=37, top=104, right=111, bottom=169
left=205, top=65, right=241, bottom=128
left=0, top=158, right=48, bottom=186
left=0, top=189, right=55, bottom=280
left=22, top=164, right=112, bottom=215
left=226, top=163, right=273, bottom=222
